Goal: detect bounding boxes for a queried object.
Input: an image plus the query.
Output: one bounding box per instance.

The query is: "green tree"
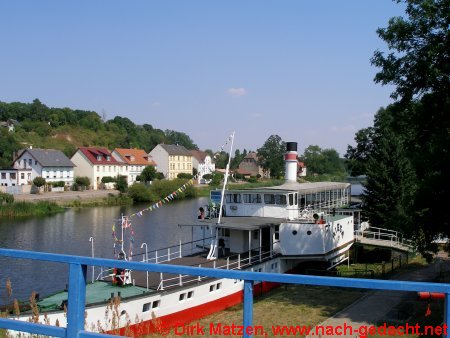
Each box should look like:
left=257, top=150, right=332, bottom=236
left=0, top=129, right=21, bottom=169
left=115, top=175, right=128, bottom=193
left=33, top=177, right=46, bottom=188
left=139, top=165, right=158, bottom=183
left=345, top=127, right=375, bottom=176
left=351, top=0, right=450, bottom=254
left=164, top=130, right=198, bottom=150
left=257, top=135, right=285, bottom=178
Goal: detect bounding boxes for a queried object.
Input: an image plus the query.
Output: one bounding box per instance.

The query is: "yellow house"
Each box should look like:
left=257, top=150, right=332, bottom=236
left=149, top=144, right=193, bottom=179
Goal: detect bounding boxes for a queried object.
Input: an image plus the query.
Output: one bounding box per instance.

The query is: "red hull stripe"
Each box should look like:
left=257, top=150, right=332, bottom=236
left=284, top=153, right=297, bottom=160
left=109, top=281, right=280, bottom=336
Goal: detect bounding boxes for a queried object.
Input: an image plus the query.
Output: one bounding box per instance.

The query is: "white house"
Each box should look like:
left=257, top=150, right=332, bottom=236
left=189, top=150, right=215, bottom=184
left=71, top=147, right=123, bottom=190
left=0, top=148, right=74, bottom=187
left=112, top=148, right=157, bottom=185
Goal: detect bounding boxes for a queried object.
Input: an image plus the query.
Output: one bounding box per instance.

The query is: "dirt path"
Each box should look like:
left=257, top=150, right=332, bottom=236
left=13, top=189, right=120, bottom=203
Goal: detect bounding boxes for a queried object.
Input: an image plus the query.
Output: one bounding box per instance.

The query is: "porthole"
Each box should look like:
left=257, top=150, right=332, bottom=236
left=307, top=230, right=312, bottom=236
left=292, top=230, right=298, bottom=235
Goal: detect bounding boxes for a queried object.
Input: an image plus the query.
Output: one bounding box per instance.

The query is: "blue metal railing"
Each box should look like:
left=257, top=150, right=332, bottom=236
left=0, top=248, right=449, bottom=338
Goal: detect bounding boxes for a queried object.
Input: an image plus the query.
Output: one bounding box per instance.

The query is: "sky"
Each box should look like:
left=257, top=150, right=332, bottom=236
left=0, top=1, right=406, bottom=156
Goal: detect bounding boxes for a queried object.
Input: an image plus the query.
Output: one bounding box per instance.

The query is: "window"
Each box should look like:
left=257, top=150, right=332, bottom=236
left=226, top=193, right=241, bottom=203
left=209, top=284, right=216, bottom=292
left=253, top=230, right=258, bottom=240
left=21, top=173, right=24, bottom=179
left=10, top=173, right=16, bottom=180
left=275, top=195, right=287, bottom=205
left=29, top=159, right=32, bottom=166
left=289, top=194, right=294, bottom=206
left=179, top=293, right=185, bottom=301
left=264, top=194, right=275, bottom=204
left=35, top=160, right=37, bottom=165
left=243, top=193, right=261, bottom=203
left=216, top=282, right=222, bottom=290
left=187, top=291, right=194, bottom=299
left=106, top=156, right=111, bottom=161
left=1, top=173, right=5, bottom=179
left=152, top=300, right=160, bottom=309
left=97, top=155, right=101, bottom=161
left=274, top=225, right=279, bottom=240
left=142, top=303, right=151, bottom=312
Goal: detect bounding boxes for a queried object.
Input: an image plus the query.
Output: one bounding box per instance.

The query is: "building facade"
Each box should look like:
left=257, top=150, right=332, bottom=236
left=0, top=148, right=74, bottom=187
left=149, top=144, right=192, bottom=180
left=189, top=150, right=215, bottom=184
left=236, top=152, right=270, bottom=178
left=112, top=148, right=157, bottom=185
left=71, top=147, right=122, bottom=190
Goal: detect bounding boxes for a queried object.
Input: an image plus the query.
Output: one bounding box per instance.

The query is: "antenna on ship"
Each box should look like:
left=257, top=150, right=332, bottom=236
left=207, top=132, right=234, bottom=260
left=217, top=131, right=234, bottom=225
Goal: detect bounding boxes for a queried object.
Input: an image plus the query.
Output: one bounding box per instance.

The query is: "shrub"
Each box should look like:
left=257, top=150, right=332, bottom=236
left=101, top=176, right=115, bottom=183
left=128, top=183, right=156, bottom=203
left=177, top=173, right=193, bottom=179
left=75, top=176, right=90, bottom=187
left=51, top=181, right=65, bottom=187
left=0, top=191, right=14, bottom=205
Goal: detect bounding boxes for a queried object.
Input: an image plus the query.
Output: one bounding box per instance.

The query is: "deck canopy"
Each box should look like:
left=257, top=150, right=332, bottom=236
left=227, top=181, right=350, bottom=194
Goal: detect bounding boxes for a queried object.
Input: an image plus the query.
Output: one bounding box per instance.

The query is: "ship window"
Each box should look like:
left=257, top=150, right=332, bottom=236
left=274, top=225, right=279, bottom=240
left=264, top=194, right=275, bottom=204
left=307, top=230, right=312, bottom=236
left=216, top=282, right=222, bottom=290
left=187, top=291, right=194, bottom=298
left=152, top=300, right=160, bottom=308
left=289, top=194, right=294, bottom=206
left=226, top=193, right=241, bottom=203
left=209, top=284, right=216, bottom=292
left=292, top=230, right=298, bottom=235
left=243, top=193, right=261, bottom=203
left=295, top=193, right=298, bottom=205
left=179, top=293, right=185, bottom=301
left=142, top=302, right=151, bottom=312
left=275, top=195, right=287, bottom=205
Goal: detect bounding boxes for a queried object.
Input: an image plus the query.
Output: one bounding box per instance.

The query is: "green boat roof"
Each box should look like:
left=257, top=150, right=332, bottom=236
left=37, top=281, right=153, bottom=312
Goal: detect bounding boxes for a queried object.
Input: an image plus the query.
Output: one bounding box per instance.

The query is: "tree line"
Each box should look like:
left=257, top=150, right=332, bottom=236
left=0, top=99, right=198, bottom=168
left=345, top=0, right=449, bottom=257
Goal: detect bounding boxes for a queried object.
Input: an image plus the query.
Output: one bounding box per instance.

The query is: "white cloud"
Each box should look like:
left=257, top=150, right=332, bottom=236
left=226, top=87, right=247, bottom=97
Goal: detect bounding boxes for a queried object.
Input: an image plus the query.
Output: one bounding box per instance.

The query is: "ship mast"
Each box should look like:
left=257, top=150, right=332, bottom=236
left=217, top=131, right=234, bottom=225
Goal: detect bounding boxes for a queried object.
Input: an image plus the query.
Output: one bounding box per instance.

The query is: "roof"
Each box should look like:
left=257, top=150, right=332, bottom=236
left=189, top=150, right=211, bottom=162
left=76, top=147, right=122, bottom=165
left=114, top=148, right=157, bottom=166
left=181, top=216, right=282, bottom=231
left=18, top=149, right=74, bottom=167
left=228, top=181, right=350, bottom=194
left=243, top=152, right=258, bottom=160
left=158, top=144, right=192, bottom=156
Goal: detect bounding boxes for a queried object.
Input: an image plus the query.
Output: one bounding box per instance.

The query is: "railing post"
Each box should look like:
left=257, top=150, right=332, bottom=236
left=160, top=273, right=164, bottom=290
left=227, top=257, right=230, bottom=270
left=67, top=263, right=87, bottom=338
left=198, top=264, right=202, bottom=281
left=238, top=254, right=241, bottom=269
left=179, top=240, right=182, bottom=259
left=168, top=248, right=171, bottom=261
left=155, top=250, right=158, bottom=264
left=444, top=293, right=449, bottom=338
left=243, top=280, right=254, bottom=338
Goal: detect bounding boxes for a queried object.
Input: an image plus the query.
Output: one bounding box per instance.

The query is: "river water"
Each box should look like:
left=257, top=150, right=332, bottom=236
left=0, top=197, right=209, bottom=305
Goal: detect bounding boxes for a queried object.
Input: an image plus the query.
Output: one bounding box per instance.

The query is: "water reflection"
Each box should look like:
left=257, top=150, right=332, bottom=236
left=0, top=197, right=209, bottom=304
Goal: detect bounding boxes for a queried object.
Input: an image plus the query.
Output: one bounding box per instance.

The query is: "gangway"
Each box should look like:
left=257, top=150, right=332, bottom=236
left=355, top=226, right=414, bottom=252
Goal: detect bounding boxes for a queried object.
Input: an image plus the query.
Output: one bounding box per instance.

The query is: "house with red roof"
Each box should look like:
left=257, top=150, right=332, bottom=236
left=71, top=147, right=123, bottom=190
left=112, top=148, right=157, bottom=185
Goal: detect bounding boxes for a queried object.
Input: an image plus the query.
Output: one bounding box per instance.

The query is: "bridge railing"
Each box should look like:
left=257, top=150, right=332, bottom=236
left=0, top=248, right=449, bottom=338
left=355, top=226, right=414, bottom=249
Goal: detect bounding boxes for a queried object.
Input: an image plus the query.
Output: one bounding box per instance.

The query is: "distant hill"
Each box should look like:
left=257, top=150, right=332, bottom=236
left=0, top=99, right=198, bottom=169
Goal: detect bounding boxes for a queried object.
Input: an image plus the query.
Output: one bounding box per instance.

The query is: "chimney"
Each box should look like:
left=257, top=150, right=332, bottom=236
left=285, top=142, right=298, bottom=182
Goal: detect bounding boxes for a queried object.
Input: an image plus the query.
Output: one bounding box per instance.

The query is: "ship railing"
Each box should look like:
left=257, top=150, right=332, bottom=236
left=157, top=245, right=278, bottom=290
left=355, top=226, right=414, bottom=249
left=132, top=236, right=214, bottom=265
left=0, top=248, right=449, bottom=338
